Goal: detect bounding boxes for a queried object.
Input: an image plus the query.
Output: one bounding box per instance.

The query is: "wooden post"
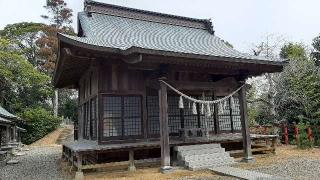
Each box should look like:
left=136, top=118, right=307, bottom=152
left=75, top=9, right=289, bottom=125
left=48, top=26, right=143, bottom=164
left=264, top=126, right=269, bottom=145
left=271, top=137, right=277, bottom=154
left=13, top=126, right=17, bottom=143
left=180, top=109, right=185, bottom=129
left=196, top=103, right=201, bottom=128
left=213, top=93, right=219, bottom=134
left=228, top=98, right=234, bottom=133
left=307, top=127, right=313, bottom=142
left=75, top=153, right=84, bottom=180
left=238, top=84, right=254, bottom=162
left=128, top=150, right=136, bottom=172
left=158, top=78, right=172, bottom=173
left=6, top=126, right=11, bottom=144
left=284, top=125, right=289, bottom=145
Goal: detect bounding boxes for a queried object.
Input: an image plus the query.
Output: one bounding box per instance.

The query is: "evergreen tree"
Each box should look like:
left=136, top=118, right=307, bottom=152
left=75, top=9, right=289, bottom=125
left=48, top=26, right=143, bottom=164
left=38, top=0, right=74, bottom=117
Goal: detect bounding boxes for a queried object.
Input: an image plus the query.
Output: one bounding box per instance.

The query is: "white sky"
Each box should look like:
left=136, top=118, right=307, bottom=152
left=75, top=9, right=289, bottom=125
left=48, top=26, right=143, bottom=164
left=0, top=0, right=320, bottom=52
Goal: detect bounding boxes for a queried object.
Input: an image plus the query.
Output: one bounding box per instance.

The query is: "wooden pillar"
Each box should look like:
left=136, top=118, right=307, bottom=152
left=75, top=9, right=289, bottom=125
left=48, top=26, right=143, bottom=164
left=13, top=126, right=17, bottom=143
left=78, top=105, right=83, bottom=141
left=75, top=153, right=84, bottom=180
left=307, top=127, right=313, bottom=142
left=158, top=78, right=172, bottom=173
left=6, top=125, right=10, bottom=144
left=228, top=98, right=234, bottom=133
left=239, top=84, right=254, bottom=162
left=196, top=103, right=201, bottom=128
left=180, top=109, right=185, bottom=129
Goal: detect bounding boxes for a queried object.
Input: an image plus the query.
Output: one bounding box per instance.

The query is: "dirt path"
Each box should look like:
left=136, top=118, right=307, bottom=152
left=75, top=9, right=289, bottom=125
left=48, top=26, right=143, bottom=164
left=30, top=125, right=74, bottom=147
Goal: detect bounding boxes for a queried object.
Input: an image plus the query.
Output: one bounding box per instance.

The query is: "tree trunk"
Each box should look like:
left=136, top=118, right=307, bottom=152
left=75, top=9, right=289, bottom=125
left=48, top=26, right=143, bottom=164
left=53, top=89, right=58, bottom=117
left=266, top=73, right=276, bottom=122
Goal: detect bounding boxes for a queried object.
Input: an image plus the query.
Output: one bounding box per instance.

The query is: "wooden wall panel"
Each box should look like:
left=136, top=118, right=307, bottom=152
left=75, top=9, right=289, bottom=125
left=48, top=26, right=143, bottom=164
left=78, top=63, right=99, bottom=104
left=99, top=63, right=146, bottom=93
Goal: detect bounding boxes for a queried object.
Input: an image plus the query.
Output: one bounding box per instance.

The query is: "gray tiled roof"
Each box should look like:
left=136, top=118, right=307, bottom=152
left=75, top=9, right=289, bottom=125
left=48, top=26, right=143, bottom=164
left=60, top=12, right=281, bottom=63
left=0, top=106, right=17, bottom=119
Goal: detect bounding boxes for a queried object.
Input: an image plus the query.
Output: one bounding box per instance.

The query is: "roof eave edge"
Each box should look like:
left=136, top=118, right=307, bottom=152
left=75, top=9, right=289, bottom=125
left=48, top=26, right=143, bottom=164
left=58, top=34, right=285, bottom=68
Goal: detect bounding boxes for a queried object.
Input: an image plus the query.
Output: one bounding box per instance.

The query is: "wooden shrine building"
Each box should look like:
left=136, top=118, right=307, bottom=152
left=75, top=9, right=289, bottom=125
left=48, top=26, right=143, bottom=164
left=54, top=0, right=284, bottom=175
left=0, top=106, right=26, bottom=151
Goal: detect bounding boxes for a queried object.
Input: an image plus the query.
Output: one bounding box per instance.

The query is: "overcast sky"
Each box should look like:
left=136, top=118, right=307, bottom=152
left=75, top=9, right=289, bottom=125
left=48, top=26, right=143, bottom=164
left=0, top=0, right=319, bottom=52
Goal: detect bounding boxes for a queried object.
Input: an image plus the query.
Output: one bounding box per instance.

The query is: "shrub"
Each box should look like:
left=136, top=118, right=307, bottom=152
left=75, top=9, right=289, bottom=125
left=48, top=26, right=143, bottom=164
left=20, top=107, right=62, bottom=144
left=297, top=122, right=313, bottom=149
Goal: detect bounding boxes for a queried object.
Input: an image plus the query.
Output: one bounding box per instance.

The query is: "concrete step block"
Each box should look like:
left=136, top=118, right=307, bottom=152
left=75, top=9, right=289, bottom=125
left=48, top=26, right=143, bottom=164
left=188, top=161, right=235, bottom=171
left=182, top=152, right=230, bottom=161
left=175, top=143, right=221, bottom=152
left=186, top=157, right=235, bottom=167
left=178, top=148, right=225, bottom=158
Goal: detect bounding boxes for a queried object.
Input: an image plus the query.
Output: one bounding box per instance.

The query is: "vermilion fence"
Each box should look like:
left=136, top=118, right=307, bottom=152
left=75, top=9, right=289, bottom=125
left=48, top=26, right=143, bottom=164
left=250, top=124, right=319, bottom=145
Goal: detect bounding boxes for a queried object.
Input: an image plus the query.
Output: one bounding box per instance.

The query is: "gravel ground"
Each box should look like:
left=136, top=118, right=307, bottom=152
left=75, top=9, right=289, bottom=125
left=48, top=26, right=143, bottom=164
left=251, top=158, right=320, bottom=180
left=0, top=146, right=71, bottom=180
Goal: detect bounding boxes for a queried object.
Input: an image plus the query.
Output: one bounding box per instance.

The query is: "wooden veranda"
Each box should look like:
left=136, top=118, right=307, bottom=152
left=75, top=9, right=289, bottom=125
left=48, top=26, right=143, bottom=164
left=62, top=133, right=278, bottom=172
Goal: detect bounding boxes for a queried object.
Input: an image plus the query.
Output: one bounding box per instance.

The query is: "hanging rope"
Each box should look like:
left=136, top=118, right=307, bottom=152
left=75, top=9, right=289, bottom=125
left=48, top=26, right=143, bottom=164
left=159, top=80, right=244, bottom=104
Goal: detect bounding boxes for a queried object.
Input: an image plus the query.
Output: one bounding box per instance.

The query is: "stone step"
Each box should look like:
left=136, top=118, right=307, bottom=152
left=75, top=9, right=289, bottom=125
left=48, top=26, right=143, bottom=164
left=186, top=157, right=235, bottom=167
left=183, top=152, right=232, bottom=162
left=189, top=161, right=235, bottom=171
left=175, top=143, right=221, bottom=152
left=175, top=143, right=236, bottom=171
left=178, top=147, right=226, bottom=158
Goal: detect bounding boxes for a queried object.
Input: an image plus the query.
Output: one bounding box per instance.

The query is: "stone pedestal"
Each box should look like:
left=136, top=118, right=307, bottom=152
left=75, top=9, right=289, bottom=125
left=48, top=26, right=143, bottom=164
left=74, top=171, right=84, bottom=180
left=241, top=156, right=255, bottom=163
left=160, top=166, right=173, bottom=174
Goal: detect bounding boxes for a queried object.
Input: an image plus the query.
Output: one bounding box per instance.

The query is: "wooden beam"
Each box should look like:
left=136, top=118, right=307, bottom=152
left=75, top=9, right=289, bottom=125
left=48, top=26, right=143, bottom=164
left=238, top=84, right=254, bottom=162
left=111, top=65, right=118, bottom=91
left=158, top=78, right=172, bottom=173
left=170, top=78, right=239, bottom=90
left=146, top=77, right=239, bottom=91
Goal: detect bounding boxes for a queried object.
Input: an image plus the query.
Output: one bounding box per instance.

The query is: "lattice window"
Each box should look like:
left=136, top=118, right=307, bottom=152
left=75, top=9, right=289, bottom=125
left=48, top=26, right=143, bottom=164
left=103, top=96, right=122, bottom=138
left=232, top=97, right=241, bottom=130
left=123, top=96, right=142, bottom=136
left=183, top=97, right=199, bottom=129
left=83, top=103, right=90, bottom=139
left=217, top=96, right=242, bottom=132
left=102, top=96, right=142, bottom=139
left=147, top=96, right=160, bottom=135
left=199, top=96, right=215, bottom=132
left=90, top=97, right=97, bottom=140
left=168, top=96, right=181, bottom=135
left=218, top=100, right=232, bottom=131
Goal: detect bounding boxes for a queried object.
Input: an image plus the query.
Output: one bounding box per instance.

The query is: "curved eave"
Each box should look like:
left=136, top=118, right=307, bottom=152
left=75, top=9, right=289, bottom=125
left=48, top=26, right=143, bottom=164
left=58, top=34, right=285, bottom=66
left=0, top=116, right=14, bottom=125
left=53, top=33, right=285, bottom=88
